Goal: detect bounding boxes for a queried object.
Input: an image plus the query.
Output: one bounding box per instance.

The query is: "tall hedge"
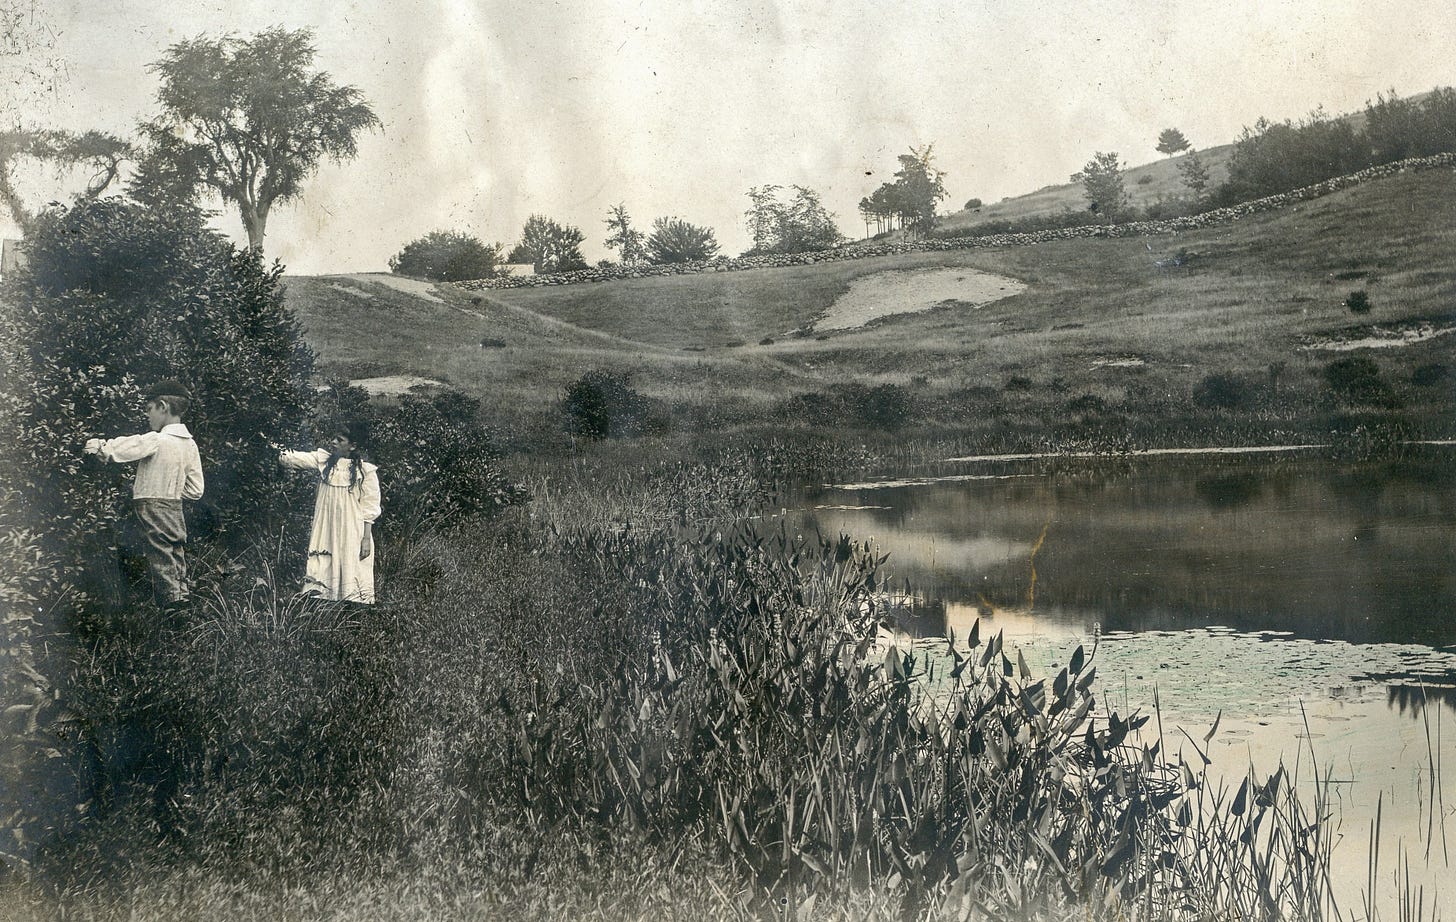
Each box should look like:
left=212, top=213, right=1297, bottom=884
left=0, top=198, right=316, bottom=866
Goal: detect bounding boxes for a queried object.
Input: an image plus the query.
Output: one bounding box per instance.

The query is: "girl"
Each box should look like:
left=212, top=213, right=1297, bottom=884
left=279, top=421, right=381, bottom=604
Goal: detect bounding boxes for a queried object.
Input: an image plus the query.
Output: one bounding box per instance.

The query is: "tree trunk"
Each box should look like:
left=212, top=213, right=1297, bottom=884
left=240, top=201, right=268, bottom=251
left=0, top=167, right=33, bottom=233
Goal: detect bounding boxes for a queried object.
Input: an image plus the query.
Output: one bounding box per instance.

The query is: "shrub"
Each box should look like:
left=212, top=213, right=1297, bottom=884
left=1194, top=372, right=1249, bottom=409
left=0, top=197, right=315, bottom=866
left=1344, top=289, right=1371, bottom=314
left=1323, top=356, right=1396, bottom=406
left=1411, top=362, right=1448, bottom=386
left=1004, top=375, right=1034, bottom=392
left=1066, top=393, right=1107, bottom=415
left=963, top=197, right=983, bottom=210
left=2, top=198, right=316, bottom=588
left=646, top=217, right=719, bottom=264
left=1216, top=112, right=1369, bottom=204
left=562, top=370, right=651, bottom=440
left=854, top=383, right=913, bottom=431
left=366, top=391, right=528, bottom=530
left=389, top=230, right=502, bottom=282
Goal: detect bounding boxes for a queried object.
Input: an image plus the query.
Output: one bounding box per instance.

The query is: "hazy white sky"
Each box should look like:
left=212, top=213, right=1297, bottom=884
left=5, top=0, right=1454, bottom=273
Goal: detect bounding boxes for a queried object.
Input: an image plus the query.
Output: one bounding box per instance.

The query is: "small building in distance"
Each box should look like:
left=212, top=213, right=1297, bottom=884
left=498, top=261, right=535, bottom=277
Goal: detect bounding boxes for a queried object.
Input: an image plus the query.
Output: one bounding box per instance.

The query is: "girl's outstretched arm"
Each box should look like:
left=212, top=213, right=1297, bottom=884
left=280, top=448, right=326, bottom=470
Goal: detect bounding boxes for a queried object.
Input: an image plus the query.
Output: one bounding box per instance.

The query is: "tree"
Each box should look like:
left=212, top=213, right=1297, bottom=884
left=890, top=145, right=946, bottom=236
left=1073, top=151, right=1130, bottom=221
left=1156, top=128, right=1191, bottom=157
left=0, top=128, right=133, bottom=231
left=860, top=145, right=945, bottom=239
left=743, top=184, right=842, bottom=255
left=1177, top=149, right=1211, bottom=203
left=646, top=217, right=719, bottom=263
left=390, top=230, right=502, bottom=281
left=744, top=184, right=782, bottom=253
left=510, top=214, right=587, bottom=274
left=603, top=203, right=647, bottom=265
left=964, top=198, right=983, bottom=210
left=1218, top=111, right=1369, bottom=204
left=132, top=28, right=380, bottom=250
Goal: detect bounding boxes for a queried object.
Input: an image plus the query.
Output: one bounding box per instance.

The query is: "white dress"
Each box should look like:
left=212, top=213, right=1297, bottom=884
left=280, top=450, right=382, bottom=603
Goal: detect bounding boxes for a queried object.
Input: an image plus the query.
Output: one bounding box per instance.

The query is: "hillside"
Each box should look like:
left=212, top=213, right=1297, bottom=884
left=931, top=94, right=1426, bottom=236
left=286, top=165, right=1456, bottom=449
left=932, top=144, right=1232, bottom=235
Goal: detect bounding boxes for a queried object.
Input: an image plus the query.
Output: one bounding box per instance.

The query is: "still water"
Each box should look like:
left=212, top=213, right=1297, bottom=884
left=789, top=447, right=1456, bottom=913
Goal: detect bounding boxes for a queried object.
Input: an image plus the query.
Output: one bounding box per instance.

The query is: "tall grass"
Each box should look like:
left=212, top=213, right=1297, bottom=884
left=18, top=456, right=1362, bottom=921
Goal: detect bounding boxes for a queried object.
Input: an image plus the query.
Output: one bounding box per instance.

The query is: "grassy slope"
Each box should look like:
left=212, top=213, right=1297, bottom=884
left=930, top=93, right=1420, bottom=234
left=287, top=168, right=1456, bottom=445
left=935, top=143, right=1236, bottom=234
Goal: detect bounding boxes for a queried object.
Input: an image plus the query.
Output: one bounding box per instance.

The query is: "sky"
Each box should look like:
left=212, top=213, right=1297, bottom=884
left=3, top=0, right=1454, bottom=274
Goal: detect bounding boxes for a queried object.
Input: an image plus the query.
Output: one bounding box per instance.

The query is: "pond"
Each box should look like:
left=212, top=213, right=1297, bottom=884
left=787, top=447, right=1456, bottom=914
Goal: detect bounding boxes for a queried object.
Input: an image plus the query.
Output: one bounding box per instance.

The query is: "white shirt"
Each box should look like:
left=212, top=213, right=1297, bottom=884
left=98, top=423, right=205, bottom=501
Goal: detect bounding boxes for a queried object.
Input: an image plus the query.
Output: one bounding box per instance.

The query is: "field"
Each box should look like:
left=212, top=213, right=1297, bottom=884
left=288, top=166, right=1456, bottom=453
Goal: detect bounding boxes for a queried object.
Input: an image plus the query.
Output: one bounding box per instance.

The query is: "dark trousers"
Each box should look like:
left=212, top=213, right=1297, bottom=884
left=134, top=499, right=188, bottom=605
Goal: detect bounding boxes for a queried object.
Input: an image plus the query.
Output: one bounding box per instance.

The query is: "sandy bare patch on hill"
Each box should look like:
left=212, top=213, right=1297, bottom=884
left=340, top=273, right=446, bottom=303
left=1302, top=320, right=1455, bottom=351
left=350, top=374, right=446, bottom=396
left=814, top=267, right=1026, bottom=332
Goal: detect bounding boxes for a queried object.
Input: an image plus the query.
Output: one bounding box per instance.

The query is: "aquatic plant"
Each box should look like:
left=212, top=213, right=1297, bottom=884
left=487, top=518, right=1340, bottom=919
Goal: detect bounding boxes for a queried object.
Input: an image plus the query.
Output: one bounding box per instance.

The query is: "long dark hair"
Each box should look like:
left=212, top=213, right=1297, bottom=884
left=321, top=420, right=369, bottom=491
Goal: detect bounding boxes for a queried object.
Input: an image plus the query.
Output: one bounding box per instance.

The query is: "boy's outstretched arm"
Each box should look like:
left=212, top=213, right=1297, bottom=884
left=84, top=433, right=158, bottom=462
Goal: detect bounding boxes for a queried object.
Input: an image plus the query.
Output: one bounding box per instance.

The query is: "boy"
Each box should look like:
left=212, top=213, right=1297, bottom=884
left=84, top=380, right=205, bottom=609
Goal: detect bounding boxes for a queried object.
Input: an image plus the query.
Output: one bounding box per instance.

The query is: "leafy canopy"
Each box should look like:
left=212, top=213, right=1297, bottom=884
left=1073, top=151, right=1129, bottom=221
left=391, top=230, right=503, bottom=282
left=132, top=27, right=380, bottom=250
left=0, top=128, right=133, bottom=231
left=646, top=216, right=720, bottom=264
left=859, top=145, right=946, bottom=237
left=743, top=184, right=842, bottom=255
left=603, top=203, right=647, bottom=266
left=1156, top=128, right=1191, bottom=156
left=509, top=214, right=588, bottom=274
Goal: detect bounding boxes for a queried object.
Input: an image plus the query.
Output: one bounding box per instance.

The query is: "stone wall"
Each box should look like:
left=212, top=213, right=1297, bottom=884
left=456, top=153, right=1456, bottom=292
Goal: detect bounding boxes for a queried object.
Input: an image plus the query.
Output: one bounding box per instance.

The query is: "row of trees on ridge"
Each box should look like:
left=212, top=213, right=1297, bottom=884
left=1052, top=88, right=1456, bottom=231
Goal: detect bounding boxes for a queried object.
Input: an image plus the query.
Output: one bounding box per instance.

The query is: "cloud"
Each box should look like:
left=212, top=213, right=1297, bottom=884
left=9, top=0, right=1454, bottom=272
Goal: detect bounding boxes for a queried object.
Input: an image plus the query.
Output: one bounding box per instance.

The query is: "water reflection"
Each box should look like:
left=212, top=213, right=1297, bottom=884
left=795, top=450, right=1456, bottom=647
left=799, top=449, right=1456, bottom=914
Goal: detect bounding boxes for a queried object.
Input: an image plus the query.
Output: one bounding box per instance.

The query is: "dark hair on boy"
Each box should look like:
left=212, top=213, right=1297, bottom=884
left=148, top=380, right=192, bottom=417
left=149, top=394, right=190, bottom=416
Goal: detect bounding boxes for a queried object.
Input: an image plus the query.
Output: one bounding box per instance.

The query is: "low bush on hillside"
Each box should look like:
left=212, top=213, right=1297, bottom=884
left=1323, top=356, right=1399, bottom=407
left=1194, top=372, right=1250, bottom=409
left=776, top=383, right=917, bottom=433
left=1066, top=393, right=1107, bottom=416
left=562, top=370, right=652, bottom=440
left=1344, top=289, right=1372, bottom=315
left=1411, top=362, right=1448, bottom=386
